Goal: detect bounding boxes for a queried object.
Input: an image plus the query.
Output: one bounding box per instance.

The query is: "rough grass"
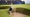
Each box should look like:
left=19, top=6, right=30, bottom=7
left=0, top=5, right=11, bottom=17
left=16, top=8, right=30, bottom=15
left=0, top=9, right=11, bottom=17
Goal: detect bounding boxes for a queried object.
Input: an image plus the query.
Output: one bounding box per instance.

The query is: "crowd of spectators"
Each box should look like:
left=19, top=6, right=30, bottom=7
left=0, top=0, right=25, bottom=4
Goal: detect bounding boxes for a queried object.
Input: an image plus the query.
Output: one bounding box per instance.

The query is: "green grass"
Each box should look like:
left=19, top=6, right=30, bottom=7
left=0, top=9, right=11, bottom=17
left=0, top=4, right=11, bottom=17
left=0, top=9, right=30, bottom=17
left=26, top=16, right=30, bottom=17
left=12, top=4, right=30, bottom=17
left=0, top=4, right=30, bottom=17
left=12, top=4, right=30, bottom=10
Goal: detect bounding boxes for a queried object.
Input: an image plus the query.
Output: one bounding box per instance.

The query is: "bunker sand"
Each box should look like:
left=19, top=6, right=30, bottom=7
left=10, top=12, right=27, bottom=17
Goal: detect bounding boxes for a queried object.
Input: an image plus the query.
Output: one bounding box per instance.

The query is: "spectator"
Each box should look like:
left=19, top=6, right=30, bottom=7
left=7, top=1, right=11, bottom=4
left=0, top=1, right=2, bottom=4
left=13, top=1, right=22, bottom=4
left=22, top=1, right=25, bottom=4
left=13, top=0, right=25, bottom=4
left=1, top=0, right=6, bottom=4
left=2, top=1, right=6, bottom=4
left=8, top=0, right=25, bottom=4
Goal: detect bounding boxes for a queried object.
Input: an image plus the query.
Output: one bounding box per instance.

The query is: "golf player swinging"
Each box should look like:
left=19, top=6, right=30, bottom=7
left=8, top=6, right=15, bottom=16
